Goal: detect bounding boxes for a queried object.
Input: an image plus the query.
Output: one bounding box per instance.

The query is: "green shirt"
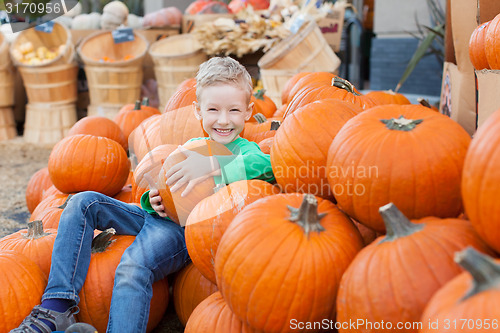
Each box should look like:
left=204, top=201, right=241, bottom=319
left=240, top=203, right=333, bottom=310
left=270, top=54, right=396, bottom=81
left=140, top=136, right=275, bottom=215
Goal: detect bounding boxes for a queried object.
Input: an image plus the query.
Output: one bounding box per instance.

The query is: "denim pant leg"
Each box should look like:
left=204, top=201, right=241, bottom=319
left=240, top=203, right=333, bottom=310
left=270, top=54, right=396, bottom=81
left=43, top=191, right=148, bottom=303
left=106, top=214, right=190, bottom=333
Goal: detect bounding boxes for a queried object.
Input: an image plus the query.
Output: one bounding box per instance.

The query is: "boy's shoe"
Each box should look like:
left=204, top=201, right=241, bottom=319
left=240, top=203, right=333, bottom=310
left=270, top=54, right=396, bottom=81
left=64, top=323, right=98, bottom=333
left=10, top=305, right=78, bottom=333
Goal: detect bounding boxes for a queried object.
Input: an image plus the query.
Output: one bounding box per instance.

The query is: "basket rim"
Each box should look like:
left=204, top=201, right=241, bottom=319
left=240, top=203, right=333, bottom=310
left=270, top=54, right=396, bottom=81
left=148, top=33, right=204, bottom=59
left=77, top=29, right=149, bottom=66
left=9, top=21, right=74, bottom=68
left=257, top=20, right=317, bottom=69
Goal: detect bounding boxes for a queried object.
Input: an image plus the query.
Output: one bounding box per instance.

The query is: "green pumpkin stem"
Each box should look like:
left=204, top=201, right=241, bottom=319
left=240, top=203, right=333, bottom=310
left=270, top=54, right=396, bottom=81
left=134, top=100, right=141, bottom=111
left=455, top=247, right=500, bottom=301
left=332, top=77, right=361, bottom=96
left=378, top=203, right=423, bottom=243
left=380, top=116, right=423, bottom=131
left=288, top=194, right=326, bottom=236
left=253, top=89, right=266, bottom=100
left=57, top=194, right=73, bottom=210
left=91, top=228, right=116, bottom=253
left=142, top=97, right=150, bottom=106
left=25, top=220, right=49, bottom=239
left=253, top=113, right=267, bottom=123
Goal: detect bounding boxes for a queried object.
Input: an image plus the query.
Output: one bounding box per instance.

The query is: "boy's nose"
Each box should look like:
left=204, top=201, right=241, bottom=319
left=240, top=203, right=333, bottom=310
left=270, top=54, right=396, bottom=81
left=217, top=112, right=229, bottom=125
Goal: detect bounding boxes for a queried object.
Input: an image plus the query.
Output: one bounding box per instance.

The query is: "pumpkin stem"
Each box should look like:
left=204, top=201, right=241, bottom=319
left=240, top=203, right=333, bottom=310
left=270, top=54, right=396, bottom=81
left=380, top=115, right=423, bottom=131
left=332, top=77, right=360, bottom=96
left=24, top=220, right=49, bottom=239
left=253, top=113, right=267, bottom=123
left=142, top=97, right=150, bottom=106
left=270, top=120, right=281, bottom=131
left=134, top=100, right=141, bottom=111
left=288, top=194, right=326, bottom=236
left=91, top=228, right=116, bottom=253
left=378, top=203, right=423, bottom=243
left=57, top=194, right=73, bottom=210
left=455, top=247, right=500, bottom=301
left=253, top=89, right=266, bottom=100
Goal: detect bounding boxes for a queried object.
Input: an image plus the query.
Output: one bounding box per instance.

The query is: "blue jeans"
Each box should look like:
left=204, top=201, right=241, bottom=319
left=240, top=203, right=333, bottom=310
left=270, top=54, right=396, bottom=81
left=42, top=191, right=190, bottom=333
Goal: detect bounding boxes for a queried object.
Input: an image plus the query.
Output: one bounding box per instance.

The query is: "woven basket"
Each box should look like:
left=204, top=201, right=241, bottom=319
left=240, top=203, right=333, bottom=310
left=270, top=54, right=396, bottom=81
left=258, top=20, right=341, bottom=107
left=149, top=34, right=207, bottom=110
left=23, top=103, right=77, bottom=145
left=0, top=32, right=14, bottom=107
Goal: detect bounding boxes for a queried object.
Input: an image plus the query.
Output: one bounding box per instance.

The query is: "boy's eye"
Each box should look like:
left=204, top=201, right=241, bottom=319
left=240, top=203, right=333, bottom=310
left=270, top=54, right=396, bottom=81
left=208, top=108, right=217, bottom=112
left=230, top=109, right=240, bottom=112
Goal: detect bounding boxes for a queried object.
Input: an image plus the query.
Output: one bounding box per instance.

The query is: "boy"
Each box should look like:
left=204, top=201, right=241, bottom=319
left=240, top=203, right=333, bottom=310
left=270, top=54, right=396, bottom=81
left=12, top=56, right=274, bottom=333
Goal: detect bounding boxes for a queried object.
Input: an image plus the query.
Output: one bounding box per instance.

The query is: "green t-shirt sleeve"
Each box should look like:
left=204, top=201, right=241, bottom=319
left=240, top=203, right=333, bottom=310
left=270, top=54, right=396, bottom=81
left=215, top=138, right=275, bottom=184
left=140, top=190, right=156, bottom=214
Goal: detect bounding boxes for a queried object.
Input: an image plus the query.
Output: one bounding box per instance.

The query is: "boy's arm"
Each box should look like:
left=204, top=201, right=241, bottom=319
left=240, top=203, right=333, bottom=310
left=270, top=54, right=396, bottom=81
left=214, top=141, right=275, bottom=183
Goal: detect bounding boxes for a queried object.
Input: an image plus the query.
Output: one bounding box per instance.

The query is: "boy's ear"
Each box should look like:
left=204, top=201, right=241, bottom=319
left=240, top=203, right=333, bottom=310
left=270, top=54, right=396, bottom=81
left=193, top=101, right=202, bottom=120
left=245, top=102, right=254, bottom=121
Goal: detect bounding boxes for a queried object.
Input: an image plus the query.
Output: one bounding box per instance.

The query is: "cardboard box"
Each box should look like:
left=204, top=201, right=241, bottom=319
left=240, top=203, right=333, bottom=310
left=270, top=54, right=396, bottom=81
left=317, top=6, right=345, bottom=53
left=476, top=70, right=500, bottom=127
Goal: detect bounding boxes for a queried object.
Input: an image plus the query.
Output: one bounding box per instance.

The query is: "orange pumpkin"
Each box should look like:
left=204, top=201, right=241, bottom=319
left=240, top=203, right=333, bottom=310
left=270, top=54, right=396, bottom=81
left=485, top=15, right=500, bottom=69
left=129, top=114, right=163, bottom=163
left=185, top=179, right=278, bottom=283
left=184, top=292, right=257, bottom=333
left=25, top=167, right=53, bottom=213
left=48, top=134, right=130, bottom=196
left=113, top=99, right=161, bottom=141
left=132, top=144, right=177, bottom=203
left=257, top=136, right=273, bottom=154
left=0, top=221, right=57, bottom=278
left=249, top=89, right=276, bottom=121
left=327, top=104, right=471, bottom=232
left=271, top=99, right=360, bottom=199
left=241, top=113, right=281, bottom=143
left=285, top=71, right=337, bottom=105
left=67, top=115, right=128, bottom=151
left=280, top=71, right=311, bottom=106
left=158, top=140, right=233, bottom=225
left=173, top=263, right=218, bottom=326
left=462, top=108, right=500, bottom=253
left=30, top=193, right=71, bottom=229
left=215, top=193, right=363, bottom=332
left=469, top=21, right=491, bottom=70
left=364, top=89, right=411, bottom=105
left=420, top=248, right=500, bottom=333
left=77, top=230, right=169, bottom=333
left=337, top=204, right=493, bottom=333
left=0, top=250, right=47, bottom=332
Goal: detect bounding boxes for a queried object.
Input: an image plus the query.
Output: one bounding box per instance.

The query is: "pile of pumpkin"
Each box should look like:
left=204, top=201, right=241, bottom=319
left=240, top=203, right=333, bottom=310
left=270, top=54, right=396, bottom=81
left=1, top=71, right=500, bottom=332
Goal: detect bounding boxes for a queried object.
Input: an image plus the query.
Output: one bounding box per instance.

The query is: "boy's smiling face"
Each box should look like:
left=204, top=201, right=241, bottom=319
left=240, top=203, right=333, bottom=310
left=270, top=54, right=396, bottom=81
left=194, top=83, right=253, bottom=145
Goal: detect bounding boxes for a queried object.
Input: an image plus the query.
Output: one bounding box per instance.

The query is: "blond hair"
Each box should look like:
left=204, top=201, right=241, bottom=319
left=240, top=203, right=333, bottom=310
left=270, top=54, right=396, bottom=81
left=195, top=57, right=253, bottom=103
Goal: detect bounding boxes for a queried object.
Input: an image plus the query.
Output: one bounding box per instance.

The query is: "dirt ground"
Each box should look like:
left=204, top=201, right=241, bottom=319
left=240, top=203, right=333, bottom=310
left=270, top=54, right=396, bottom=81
left=0, top=136, right=184, bottom=333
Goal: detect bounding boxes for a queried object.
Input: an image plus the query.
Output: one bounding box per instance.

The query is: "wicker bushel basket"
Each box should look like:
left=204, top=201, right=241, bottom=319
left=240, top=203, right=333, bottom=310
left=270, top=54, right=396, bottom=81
left=0, top=32, right=14, bottom=107
left=257, top=20, right=341, bottom=107
left=23, top=103, right=77, bottom=145
left=78, top=30, right=149, bottom=118
left=149, top=34, right=207, bottom=111
left=9, top=22, right=74, bottom=67
left=0, top=107, right=17, bottom=141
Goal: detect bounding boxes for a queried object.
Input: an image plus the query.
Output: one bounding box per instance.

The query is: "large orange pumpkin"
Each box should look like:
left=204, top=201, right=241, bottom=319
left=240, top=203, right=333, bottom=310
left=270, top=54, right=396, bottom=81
left=364, top=89, right=411, bottom=105
left=280, top=71, right=311, bottom=106
left=185, top=179, right=278, bottom=283
left=271, top=99, right=361, bottom=199
left=285, top=71, right=337, bottom=105
left=420, top=248, right=500, bottom=333
left=462, top=108, right=500, bottom=253
left=67, top=115, right=128, bottom=151
left=184, top=292, right=257, bottom=333
left=327, top=104, right=471, bottom=232
left=0, top=250, right=47, bottom=332
left=48, top=134, right=130, bottom=196
left=77, top=229, right=169, bottom=332
left=215, top=193, right=363, bottom=332
left=469, top=21, right=491, bottom=70
left=0, top=221, right=57, bottom=278
left=113, top=99, right=161, bottom=141
left=336, top=203, right=493, bottom=333
left=485, top=15, right=500, bottom=69
left=173, top=263, right=218, bottom=326
left=159, top=104, right=205, bottom=146
left=158, top=139, right=232, bottom=225
left=132, top=144, right=177, bottom=203
left=129, top=114, right=163, bottom=163
left=25, top=167, right=53, bottom=213
left=29, top=193, right=71, bottom=229
left=241, top=113, right=281, bottom=143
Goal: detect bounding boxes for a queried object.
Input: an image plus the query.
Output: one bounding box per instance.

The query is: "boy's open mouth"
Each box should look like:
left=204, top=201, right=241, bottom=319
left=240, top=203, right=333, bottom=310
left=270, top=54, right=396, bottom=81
left=214, top=128, right=233, bottom=136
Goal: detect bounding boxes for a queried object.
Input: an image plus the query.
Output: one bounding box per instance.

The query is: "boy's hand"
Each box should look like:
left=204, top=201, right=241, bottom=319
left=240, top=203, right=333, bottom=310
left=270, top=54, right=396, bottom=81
left=165, top=145, right=221, bottom=197
left=149, top=189, right=167, bottom=218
